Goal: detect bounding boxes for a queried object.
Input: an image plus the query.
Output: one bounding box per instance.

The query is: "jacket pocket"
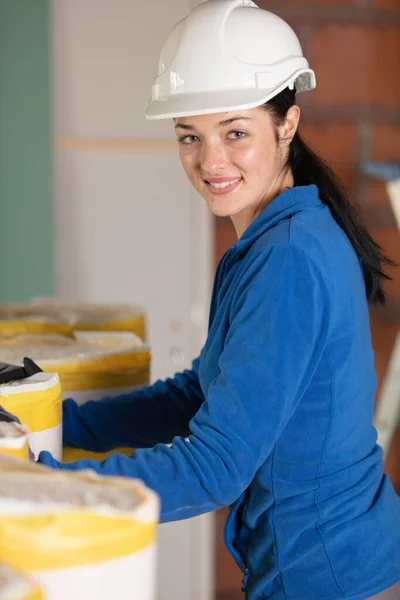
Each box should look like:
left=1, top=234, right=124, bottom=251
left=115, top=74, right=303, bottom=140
left=223, top=490, right=251, bottom=592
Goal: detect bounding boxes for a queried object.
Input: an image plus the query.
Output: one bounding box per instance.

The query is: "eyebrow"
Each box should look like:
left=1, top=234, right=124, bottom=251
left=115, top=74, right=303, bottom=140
left=174, top=116, right=252, bottom=131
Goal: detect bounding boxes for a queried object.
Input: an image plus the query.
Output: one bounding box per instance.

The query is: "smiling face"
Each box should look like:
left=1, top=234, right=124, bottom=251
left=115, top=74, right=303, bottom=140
left=175, top=105, right=300, bottom=237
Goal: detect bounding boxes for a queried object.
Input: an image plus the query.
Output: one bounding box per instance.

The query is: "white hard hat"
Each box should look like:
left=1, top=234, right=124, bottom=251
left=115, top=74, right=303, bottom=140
left=145, top=0, right=316, bottom=120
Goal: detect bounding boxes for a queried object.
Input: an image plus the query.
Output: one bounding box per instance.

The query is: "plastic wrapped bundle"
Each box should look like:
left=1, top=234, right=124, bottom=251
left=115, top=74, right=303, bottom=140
left=32, top=299, right=147, bottom=341
left=0, top=564, right=44, bottom=600
left=0, top=333, right=149, bottom=462
left=0, top=418, right=29, bottom=460
left=0, top=306, right=71, bottom=338
left=0, top=455, right=159, bottom=600
left=0, top=332, right=150, bottom=405
left=0, top=374, right=62, bottom=461
left=0, top=302, right=146, bottom=341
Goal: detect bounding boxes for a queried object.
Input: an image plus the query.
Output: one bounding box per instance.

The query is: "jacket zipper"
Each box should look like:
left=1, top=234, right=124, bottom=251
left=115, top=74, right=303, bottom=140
left=241, top=568, right=251, bottom=592
left=223, top=504, right=251, bottom=592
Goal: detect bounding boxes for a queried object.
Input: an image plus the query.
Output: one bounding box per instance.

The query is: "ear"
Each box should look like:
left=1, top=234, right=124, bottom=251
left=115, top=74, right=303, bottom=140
left=278, top=105, right=301, bottom=145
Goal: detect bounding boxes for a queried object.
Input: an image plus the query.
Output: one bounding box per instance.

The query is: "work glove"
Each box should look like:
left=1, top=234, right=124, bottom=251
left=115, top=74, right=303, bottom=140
left=0, top=358, right=42, bottom=461
left=0, top=357, right=43, bottom=384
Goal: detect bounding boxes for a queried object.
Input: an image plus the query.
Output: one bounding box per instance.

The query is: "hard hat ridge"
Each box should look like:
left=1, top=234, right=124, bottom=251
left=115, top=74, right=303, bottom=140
left=145, top=0, right=316, bottom=120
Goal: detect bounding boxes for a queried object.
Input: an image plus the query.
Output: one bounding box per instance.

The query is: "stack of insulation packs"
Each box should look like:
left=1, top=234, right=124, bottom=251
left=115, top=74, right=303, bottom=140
left=0, top=454, right=159, bottom=600
left=0, top=375, right=62, bottom=461
left=0, top=332, right=150, bottom=404
left=0, top=301, right=146, bottom=342
left=0, top=331, right=150, bottom=462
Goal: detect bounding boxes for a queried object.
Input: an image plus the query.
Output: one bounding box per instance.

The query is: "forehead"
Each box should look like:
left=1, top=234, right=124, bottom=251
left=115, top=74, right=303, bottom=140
left=174, top=106, right=267, bottom=129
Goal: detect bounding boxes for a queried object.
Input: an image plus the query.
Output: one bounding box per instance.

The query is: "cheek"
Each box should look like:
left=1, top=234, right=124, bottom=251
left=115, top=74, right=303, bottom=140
left=233, top=142, right=278, bottom=183
left=179, top=150, right=199, bottom=182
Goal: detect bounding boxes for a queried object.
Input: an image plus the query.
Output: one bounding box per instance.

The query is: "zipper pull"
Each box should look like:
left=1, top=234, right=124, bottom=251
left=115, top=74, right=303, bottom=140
left=241, top=568, right=251, bottom=592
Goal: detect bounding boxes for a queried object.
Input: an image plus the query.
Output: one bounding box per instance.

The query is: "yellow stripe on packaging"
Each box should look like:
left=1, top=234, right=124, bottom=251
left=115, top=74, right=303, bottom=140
left=75, top=314, right=146, bottom=342
left=0, top=443, right=29, bottom=460
left=0, top=320, right=72, bottom=339
left=55, top=366, right=149, bottom=393
left=0, top=375, right=62, bottom=433
left=0, top=454, right=160, bottom=578
left=63, top=447, right=134, bottom=463
left=41, top=350, right=151, bottom=375
left=0, top=305, right=146, bottom=341
left=24, top=588, right=44, bottom=600
left=1, top=512, right=156, bottom=571
left=0, top=334, right=150, bottom=394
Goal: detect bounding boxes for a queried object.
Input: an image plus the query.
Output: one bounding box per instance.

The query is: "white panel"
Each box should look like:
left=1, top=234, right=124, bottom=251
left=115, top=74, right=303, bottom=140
left=157, top=513, right=215, bottom=600
left=157, top=521, right=192, bottom=600
left=51, top=0, right=189, bottom=139
left=54, top=147, right=214, bottom=600
left=51, top=2, right=215, bottom=598
left=36, top=546, right=157, bottom=600
left=55, top=148, right=193, bottom=381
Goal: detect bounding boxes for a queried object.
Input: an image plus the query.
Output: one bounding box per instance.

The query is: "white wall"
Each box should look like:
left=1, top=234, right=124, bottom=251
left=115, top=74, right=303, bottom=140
left=51, top=0, right=210, bottom=380
left=50, top=1, right=215, bottom=598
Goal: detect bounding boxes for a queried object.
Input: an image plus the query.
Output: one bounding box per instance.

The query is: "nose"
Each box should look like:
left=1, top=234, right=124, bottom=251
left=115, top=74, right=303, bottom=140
left=199, top=140, right=229, bottom=176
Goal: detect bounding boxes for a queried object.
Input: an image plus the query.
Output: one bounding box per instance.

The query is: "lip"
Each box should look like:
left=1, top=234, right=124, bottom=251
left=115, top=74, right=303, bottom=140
left=205, top=178, right=242, bottom=195
left=206, top=177, right=241, bottom=183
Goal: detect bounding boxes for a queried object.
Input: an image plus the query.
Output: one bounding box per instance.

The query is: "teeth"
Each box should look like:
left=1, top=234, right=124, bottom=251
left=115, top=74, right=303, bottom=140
left=208, top=178, right=240, bottom=189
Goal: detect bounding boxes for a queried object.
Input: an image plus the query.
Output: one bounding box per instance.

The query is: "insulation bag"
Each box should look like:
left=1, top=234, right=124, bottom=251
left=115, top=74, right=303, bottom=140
left=0, top=420, right=30, bottom=460
left=0, top=301, right=146, bottom=341
left=0, top=373, right=62, bottom=461
left=0, top=333, right=150, bottom=462
left=0, top=306, right=71, bottom=338
left=31, top=299, right=147, bottom=341
left=0, top=564, right=44, bottom=600
left=0, top=454, right=159, bottom=600
left=0, top=332, right=150, bottom=405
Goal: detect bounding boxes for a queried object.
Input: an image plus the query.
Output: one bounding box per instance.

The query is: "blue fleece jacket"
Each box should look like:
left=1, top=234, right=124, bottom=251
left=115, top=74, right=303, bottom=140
left=40, top=185, right=400, bottom=600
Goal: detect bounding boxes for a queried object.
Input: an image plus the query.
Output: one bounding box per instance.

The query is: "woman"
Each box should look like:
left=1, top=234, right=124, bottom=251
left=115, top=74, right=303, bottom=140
left=39, top=1, right=400, bottom=598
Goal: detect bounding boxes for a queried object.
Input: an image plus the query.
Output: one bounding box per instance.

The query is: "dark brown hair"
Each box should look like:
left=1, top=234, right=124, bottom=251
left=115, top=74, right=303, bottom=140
left=265, top=87, right=395, bottom=305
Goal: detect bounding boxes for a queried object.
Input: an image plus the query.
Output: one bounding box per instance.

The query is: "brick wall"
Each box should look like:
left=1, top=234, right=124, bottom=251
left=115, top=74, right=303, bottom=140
left=215, top=2, right=400, bottom=597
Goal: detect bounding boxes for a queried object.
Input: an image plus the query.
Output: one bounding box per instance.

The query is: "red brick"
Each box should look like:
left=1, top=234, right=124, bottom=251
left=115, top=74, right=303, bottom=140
left=367, top=125, right=400, bottom=205
left=259, top=0, right=353, bottom=4
left=300, top=122, right=358, bottom=191
left=216, top=508, right=243, bottom=593
left=310, top=26, right=400, bottom=108
left=368, top=180, right=391, bottom=206
left=215, top=219, right=237, bottom=268
left=368, top=228, right=400, bottom=297
left=369, top=313, right=398, bottom=394
left=385, top=428, right=400, bottom=490
left=361, top=202, right=398, bottom=228
left=371, top=0, right=400, bottom=10
left=371, top=125, right=400, bottom=161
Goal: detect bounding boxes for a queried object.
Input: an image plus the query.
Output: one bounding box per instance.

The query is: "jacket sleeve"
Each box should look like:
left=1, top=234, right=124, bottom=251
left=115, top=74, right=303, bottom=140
left=39, top=245, right=330, bottom=524
left=62, top=356, right=204, bottom=451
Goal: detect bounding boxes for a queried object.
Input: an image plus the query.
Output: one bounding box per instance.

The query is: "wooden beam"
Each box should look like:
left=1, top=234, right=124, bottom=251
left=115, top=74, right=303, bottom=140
left=55, top=137, right=176, bottom=152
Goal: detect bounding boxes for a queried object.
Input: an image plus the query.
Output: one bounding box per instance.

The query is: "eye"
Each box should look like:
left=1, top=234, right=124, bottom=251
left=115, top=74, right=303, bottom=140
left=228, top=131, right=247, bottom=140
left=177, top=135, right=199, bottom=145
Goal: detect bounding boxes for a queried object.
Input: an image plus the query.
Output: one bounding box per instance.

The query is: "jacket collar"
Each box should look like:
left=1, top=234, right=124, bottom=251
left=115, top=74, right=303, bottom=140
left=237, top=184, right=321, bottom=246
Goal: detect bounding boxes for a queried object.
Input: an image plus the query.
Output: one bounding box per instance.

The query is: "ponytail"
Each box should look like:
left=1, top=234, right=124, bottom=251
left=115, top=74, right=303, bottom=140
left=266, top=89, right=395, bottom=305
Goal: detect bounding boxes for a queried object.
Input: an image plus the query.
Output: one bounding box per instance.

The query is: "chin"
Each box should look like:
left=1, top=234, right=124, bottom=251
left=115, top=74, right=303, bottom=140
left=207, top=197, right=245, bottom=219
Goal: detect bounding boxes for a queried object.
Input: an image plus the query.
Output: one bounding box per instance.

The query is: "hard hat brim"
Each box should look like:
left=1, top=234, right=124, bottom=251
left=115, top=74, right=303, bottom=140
left=145, top=74, right=315, bottom=120
left=145, top=87, right=282, bottom=120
